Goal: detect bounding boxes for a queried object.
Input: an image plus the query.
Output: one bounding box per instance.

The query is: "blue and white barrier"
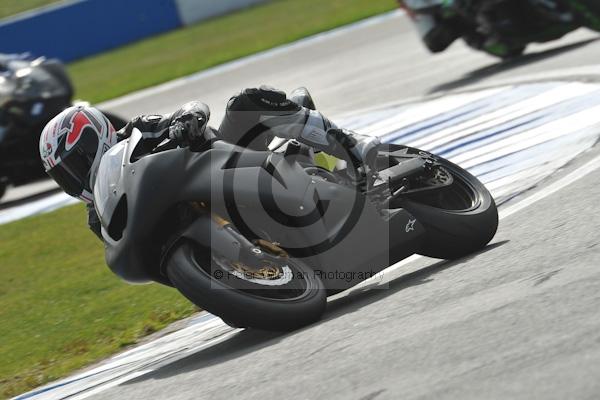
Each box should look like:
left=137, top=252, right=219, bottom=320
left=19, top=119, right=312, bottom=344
left=0, top=0, right=268, bottom=62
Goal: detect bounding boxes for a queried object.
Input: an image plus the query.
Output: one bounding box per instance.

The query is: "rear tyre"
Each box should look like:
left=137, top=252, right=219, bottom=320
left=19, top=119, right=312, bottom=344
left=166, top=241, right=327, bottom=331
left=400, top=154, right=498, bottom=260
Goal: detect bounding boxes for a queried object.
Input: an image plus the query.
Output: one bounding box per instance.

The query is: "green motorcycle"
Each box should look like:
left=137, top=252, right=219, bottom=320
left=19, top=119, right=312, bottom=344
left=400, top=0, right=600, bottom=59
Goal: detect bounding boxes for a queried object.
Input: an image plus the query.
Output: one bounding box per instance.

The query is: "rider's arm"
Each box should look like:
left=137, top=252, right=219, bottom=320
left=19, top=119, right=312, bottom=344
left=117, top=115, right=172, bottom=143
left=117, top=101, right=211, bottom=150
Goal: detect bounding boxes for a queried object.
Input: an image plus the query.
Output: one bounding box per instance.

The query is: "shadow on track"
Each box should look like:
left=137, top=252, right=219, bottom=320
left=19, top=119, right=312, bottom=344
left=124, top=240, right=508, bottom=385
left=325, top=240, right=509, bottom=317
left=428, top=38, right=599, bottom=94
left=124, top=328, right=285, bottom=385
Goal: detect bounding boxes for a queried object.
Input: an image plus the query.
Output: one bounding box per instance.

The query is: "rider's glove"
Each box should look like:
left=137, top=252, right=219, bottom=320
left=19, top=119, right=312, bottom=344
left=117, top=115, right=165, bottom=140
left=168, top=101, right=210, bottom=146
left=168, top=114, right=207, bottom=145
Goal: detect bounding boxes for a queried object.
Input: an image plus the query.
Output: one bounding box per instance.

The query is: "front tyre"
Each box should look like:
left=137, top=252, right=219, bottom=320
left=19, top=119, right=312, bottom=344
left=166, top=241, right=326, bottom=331
left=400, top=154, right=498, bottom=260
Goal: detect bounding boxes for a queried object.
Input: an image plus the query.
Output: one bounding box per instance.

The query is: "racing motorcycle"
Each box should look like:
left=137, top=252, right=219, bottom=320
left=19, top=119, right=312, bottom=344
left=400, top=0, right=600, bottom=58
left=0, top=54, right=126, bottom=200
left=93, top=105, right=499, bottom=331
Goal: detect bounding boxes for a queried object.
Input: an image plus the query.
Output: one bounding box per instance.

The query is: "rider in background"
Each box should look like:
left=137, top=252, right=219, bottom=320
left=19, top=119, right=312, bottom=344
left=399, top=0, right=528, bottom=58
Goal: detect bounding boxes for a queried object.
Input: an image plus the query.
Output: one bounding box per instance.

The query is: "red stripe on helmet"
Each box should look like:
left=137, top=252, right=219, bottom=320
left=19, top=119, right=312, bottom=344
left=65, top=112, right=94, bottom=150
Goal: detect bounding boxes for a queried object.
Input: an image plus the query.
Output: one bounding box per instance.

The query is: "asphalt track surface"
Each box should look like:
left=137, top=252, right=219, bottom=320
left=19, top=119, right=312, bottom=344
left=11, top=11, right=600, bottom=400
left=89, top=154, right=600, bottom=400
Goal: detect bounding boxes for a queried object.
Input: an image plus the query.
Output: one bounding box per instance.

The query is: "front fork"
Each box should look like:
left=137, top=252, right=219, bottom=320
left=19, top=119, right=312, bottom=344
left=172, top=206, right=286, bottom=273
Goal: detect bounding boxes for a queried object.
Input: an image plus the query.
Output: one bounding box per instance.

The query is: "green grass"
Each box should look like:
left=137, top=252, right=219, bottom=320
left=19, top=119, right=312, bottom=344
left=0, top=0, right=62, bottom=20
left=69, top=0, right=397, bottom=104
left=0, top=204, right=197, bottom=398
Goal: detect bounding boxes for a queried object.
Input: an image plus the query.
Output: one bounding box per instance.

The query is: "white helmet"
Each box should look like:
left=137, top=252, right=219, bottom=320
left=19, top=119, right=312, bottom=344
left=39, top=105, right=117, bottom=203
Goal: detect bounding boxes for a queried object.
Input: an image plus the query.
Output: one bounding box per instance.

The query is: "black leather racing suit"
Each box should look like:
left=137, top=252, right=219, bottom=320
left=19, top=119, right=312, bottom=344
left=88, top=86, right=379, bottom=239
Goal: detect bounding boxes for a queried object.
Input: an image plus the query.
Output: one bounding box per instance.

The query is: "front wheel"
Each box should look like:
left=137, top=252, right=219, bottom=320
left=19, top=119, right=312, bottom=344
left=398, top=152, right=498, bottom=260
left=166, top=240, right=326, bottom=331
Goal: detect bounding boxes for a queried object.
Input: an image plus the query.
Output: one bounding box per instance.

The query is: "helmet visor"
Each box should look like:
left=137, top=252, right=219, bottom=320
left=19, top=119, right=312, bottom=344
left=46, top=149, right=92, bottom=200
left=46, top=163, right=84, bottom=198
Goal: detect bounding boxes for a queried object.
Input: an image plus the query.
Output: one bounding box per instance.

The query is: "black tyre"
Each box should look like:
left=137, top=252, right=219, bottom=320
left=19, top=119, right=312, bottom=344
left=400, top=155, right=498, bottom=260
left=166, top=240, right=327, bottom=331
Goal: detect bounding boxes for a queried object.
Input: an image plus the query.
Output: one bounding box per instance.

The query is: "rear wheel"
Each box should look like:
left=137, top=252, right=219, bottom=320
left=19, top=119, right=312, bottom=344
left=397, top=152, right=498, bottom=260
left=166, top=240, right=326, bottom=331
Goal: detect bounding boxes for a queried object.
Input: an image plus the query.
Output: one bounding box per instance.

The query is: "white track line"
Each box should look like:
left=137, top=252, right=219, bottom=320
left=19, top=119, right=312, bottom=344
left=499, top=153, right=600, bottom=219
left=67, top=329, right=240, bottom=400
left=411, top=83, right=597, bottom=149
left=358, top=88, right=506, bottom=137
left=454, top=106, right=600, bottom=167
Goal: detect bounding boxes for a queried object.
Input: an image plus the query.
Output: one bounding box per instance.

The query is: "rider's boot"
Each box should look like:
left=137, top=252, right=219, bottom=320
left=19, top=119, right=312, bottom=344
left=314, top=128, right=380, bottom=189
left=289, top=87, right=317, bottom=110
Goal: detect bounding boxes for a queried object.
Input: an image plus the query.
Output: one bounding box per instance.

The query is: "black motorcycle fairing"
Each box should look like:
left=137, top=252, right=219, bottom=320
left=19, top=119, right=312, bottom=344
left=95, top=129, right=426, bottom=288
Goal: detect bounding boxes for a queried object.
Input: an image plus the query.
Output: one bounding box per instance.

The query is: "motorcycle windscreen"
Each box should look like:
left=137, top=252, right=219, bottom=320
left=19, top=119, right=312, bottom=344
left=93, top=141, right=127, bottom=227
left=46, top=159, right=86, bottom=198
